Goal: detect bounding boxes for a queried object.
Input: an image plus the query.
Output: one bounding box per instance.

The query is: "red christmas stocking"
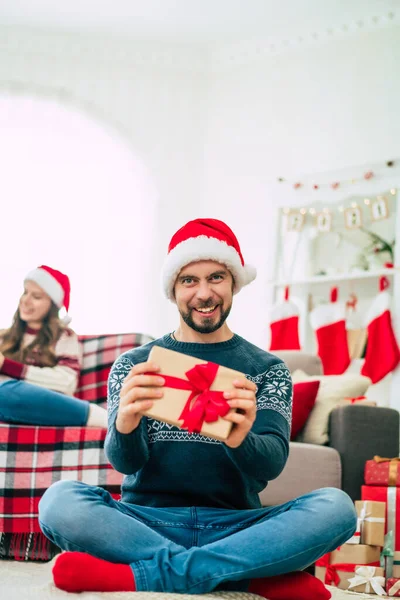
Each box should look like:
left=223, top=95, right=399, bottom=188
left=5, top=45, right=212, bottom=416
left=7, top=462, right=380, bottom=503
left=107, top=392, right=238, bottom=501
left=361, top=276, right=400, bottom=383
left=269, top=287, right=301, bottom=351
left=310, top=287, right=350, bottom=375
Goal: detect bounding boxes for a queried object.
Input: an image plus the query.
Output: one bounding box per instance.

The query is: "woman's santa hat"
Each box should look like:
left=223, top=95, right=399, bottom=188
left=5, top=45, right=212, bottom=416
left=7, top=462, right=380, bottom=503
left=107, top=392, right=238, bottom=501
left=24, top=265, right=71, bottom=324
left=162, top=218, right=256, bottom=301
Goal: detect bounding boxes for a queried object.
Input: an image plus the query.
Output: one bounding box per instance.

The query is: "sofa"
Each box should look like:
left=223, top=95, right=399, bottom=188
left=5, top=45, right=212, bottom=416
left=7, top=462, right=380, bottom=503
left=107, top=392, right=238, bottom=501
left=260, top=350, right=400, bottom=506
left=0, top=332, right=153, bottom=561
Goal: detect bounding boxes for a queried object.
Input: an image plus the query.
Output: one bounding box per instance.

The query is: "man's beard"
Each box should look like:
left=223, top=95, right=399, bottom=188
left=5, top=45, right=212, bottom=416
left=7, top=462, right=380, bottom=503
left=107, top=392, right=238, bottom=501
left=179, top=300, right=232, bottom=334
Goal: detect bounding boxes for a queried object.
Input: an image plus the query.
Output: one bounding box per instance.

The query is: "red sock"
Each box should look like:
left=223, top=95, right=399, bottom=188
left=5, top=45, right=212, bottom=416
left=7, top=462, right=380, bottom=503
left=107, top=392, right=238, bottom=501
left=52, top=552, right=136, bottom=593
left=249, top=571, right=331, bottom=600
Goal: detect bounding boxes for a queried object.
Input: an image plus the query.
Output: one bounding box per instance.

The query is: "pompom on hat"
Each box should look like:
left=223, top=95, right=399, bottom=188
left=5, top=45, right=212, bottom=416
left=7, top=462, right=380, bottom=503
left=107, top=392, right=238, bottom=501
left=24, top=265, right=72, bottom=324
left=162, top=218, right=257, bottom=301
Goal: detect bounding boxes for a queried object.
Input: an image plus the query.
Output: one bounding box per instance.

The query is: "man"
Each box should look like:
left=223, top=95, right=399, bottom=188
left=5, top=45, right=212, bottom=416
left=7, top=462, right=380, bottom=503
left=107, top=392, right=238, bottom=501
left=39, top=218, right=356, bottom=598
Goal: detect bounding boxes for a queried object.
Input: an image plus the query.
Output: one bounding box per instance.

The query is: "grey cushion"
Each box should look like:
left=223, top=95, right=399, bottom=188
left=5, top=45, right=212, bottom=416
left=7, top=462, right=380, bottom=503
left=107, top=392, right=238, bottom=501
left=259, top=442, right=342, bottom=506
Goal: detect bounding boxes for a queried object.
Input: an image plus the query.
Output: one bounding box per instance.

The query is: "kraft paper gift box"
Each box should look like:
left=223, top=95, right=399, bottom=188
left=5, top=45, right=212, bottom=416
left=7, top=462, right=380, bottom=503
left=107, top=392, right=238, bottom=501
left=351, top=500, right=385, bottom=546
left=141, top=346, right=243, bottom=441
left=387, top=578, right=400, bottom=597
left=365, top=456, right=400, bottom=487
left=315, top=545, right=381, bottom=590
left=347, top=565, right=385, bottom=595
left=362, top=485, right=400, bottom=551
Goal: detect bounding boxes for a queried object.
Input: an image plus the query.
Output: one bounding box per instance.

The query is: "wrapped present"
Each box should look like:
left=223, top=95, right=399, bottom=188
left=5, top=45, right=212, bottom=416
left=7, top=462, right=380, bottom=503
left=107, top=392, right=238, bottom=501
left=142, top=346, right=243, bottom=441
left=346, top=500, right=385, bottom=545
left=362, top=485, right=400, bottom=552
left=315, top=545, right=381, bottom=590
left=342, top=396, right=377, bottom=406
left=395, top=551, right=400, bottom=577
left=387, top=578, right=400, bottom=596
left=355, top=500, right=386, bottom=546
left=365, top=456, right=400, bottom=487
left=347, top=565, right=385, bottom=595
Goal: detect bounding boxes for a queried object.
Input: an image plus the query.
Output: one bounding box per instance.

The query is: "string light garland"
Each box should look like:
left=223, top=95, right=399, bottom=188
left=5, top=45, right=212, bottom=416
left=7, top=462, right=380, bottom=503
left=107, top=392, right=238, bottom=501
left=278, top=160, right=397, bottom=190
left=282, top=189, right=397, bottom=232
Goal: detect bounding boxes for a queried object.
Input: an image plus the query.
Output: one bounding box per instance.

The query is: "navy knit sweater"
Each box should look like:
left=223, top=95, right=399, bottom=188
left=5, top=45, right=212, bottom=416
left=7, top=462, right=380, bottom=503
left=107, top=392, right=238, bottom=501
left=105, top=334, right=292, bottom=510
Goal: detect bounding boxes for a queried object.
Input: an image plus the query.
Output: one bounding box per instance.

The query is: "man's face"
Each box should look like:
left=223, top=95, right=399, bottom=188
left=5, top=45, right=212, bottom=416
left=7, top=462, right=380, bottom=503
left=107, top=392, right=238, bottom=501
left=174, top=260, right=234, bottom=334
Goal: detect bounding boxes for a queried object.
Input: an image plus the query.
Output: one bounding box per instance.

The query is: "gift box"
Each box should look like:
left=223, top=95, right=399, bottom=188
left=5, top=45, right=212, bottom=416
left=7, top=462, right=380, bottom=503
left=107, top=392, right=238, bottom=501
left=387, top=578, right=400, bottom=597
left=346, top=500, right=385, bottom=546
left=355, top=500, right=385, bottom=546
left=142, top=346, right=243, bottom=441
left=315, top=544, right=381, bottom=590
left=362, top=485, right=400, bottom=551
left=347, top=565, right=385, bottom=595
left=394, top=551, right=400, bottom=577
left=365, top=456, right=400, bottom=487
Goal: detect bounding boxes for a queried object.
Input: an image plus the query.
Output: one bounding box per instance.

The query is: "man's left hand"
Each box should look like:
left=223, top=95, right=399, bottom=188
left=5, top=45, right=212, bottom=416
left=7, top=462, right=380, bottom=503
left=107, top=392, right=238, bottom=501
left=222, top=378, right=258, bottom=448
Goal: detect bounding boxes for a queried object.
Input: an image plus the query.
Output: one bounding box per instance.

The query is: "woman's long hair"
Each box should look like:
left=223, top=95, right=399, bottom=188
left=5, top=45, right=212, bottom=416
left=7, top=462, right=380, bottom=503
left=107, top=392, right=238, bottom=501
left=0, top=303, right=65, bottom=367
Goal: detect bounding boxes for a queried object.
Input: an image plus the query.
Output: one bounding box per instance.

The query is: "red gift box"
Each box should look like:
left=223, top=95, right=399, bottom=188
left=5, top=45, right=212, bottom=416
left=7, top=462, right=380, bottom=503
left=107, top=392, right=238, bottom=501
left=387, top=578, right=400, bottom=597
left=365, top=455, right=400, bottom=487
left=362, top=485, right=400, bottom=550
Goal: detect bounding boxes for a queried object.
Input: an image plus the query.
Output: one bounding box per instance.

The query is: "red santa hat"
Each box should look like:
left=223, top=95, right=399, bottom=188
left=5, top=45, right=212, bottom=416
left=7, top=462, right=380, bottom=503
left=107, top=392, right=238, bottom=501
left=24, top=265, right=71, bottom=324
left=162, top=218, right=257, bottom=301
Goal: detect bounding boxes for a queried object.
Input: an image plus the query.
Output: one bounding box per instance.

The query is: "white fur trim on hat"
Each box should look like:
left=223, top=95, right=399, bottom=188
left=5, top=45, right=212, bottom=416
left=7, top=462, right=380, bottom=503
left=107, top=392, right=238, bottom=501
left=162, top=235, right=256, bottom=301
left=24, top=268, right=64, bottom=308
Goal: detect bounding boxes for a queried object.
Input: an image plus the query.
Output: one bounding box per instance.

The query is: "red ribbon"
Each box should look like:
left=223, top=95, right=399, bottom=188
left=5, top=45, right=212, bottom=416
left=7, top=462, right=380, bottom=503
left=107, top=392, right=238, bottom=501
left=344, top=396, right=367, bottom=404
left=316, top=554, right=380, bottom=586
left=147, top=362, right=230, bottom=434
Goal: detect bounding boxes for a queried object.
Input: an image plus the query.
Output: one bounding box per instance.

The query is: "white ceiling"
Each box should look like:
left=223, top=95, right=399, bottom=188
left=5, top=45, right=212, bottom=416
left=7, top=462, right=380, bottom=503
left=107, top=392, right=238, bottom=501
left=0, top=0, right=398, bottom=42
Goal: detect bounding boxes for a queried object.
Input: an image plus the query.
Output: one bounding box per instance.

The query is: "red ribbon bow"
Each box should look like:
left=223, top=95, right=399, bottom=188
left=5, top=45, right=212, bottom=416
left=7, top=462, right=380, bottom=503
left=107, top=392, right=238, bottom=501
left=148, top=362, right=230, bottom=434
left=345, top=396, right=367, bottom=404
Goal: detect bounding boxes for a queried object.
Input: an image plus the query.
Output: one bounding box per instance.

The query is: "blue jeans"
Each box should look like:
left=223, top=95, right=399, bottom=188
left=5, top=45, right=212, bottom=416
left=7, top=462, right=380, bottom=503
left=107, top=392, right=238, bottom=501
left=0, top=380, right=89, bottom=426
left=39, top=480, right=357, bottom=594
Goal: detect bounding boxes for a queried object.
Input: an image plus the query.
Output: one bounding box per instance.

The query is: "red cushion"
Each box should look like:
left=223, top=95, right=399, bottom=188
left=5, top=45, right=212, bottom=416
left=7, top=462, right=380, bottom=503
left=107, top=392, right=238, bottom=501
left=290, top=380, right=320, bottom=440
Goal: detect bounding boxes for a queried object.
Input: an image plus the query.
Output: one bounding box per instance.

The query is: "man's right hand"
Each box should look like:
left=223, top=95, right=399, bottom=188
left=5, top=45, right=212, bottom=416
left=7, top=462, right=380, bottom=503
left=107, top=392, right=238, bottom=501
left=115, top=361, right=165, bottom=434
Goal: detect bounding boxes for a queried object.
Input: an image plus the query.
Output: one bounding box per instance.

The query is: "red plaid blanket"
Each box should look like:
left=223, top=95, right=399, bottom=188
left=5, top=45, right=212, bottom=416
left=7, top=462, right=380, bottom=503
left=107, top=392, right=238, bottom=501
left=0, top=332, right=153, bottom=561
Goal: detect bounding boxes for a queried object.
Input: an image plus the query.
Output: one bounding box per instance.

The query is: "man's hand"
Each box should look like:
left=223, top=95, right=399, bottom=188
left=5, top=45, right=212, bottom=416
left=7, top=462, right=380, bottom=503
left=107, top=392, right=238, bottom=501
left=0, top=352, right=4, bottom=370
left=222, top=378, right=258, bottom=448
left=115, top=361, right=165, bottom=435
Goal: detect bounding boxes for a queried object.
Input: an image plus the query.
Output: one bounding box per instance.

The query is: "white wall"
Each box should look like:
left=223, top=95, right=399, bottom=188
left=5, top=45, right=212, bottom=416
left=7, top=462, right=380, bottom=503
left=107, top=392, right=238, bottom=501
left=203, top=25, right=400, bottom=348
left=0, top=24, right=399, bottom=349
left=0, top=27, right=210, bottom=337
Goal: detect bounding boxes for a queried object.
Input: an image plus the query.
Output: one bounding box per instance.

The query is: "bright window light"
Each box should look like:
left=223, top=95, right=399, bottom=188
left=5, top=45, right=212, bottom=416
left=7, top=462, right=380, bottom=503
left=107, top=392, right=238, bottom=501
left=0, top=94, right=157, bottom=335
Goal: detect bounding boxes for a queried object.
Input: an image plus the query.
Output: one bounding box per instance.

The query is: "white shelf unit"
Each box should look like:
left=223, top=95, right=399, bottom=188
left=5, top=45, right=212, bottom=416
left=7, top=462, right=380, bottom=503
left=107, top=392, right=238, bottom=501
left=271, top=179, right=400, bottom=412
left=272, top=267, right=399, bottom=287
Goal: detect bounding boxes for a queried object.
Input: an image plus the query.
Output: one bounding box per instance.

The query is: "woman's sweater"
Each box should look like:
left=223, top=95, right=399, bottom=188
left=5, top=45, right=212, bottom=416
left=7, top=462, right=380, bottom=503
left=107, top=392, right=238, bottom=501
left=0, top=326, right=82, bottom=396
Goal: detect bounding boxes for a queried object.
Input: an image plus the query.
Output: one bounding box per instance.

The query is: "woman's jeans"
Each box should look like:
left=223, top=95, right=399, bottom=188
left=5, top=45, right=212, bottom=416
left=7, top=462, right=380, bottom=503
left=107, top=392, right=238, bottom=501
left=0, top=380, right=89, bottom=426
left=39, top=480, right=357, bottom=594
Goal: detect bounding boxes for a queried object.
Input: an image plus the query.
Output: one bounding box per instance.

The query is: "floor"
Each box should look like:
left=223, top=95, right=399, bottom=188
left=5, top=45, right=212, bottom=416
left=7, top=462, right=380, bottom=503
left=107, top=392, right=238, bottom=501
left=0, top=559, right=390, bottom=600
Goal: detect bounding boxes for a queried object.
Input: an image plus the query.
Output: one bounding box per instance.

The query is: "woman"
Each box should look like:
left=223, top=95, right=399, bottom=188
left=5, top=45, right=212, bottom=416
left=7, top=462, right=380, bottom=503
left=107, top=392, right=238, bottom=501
left=0, top=265, right=107, bottom=428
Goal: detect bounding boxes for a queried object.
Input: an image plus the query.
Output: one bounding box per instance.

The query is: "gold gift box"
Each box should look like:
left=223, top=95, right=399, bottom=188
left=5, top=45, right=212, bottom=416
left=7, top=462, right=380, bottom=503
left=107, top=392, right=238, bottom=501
left=141, top=345, right=244, bottom=441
